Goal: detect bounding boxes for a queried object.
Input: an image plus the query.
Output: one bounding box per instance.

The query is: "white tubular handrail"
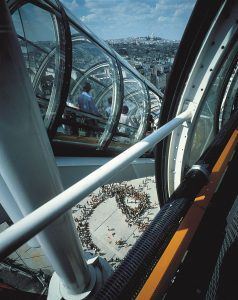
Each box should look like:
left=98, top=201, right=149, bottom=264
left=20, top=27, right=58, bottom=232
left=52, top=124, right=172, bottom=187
left=0, top=109, right=192, bottom=259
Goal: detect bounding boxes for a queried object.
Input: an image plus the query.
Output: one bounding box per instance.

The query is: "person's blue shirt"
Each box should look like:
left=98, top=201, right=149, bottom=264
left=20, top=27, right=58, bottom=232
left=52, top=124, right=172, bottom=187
left=78, top=91, right=99, bottom=115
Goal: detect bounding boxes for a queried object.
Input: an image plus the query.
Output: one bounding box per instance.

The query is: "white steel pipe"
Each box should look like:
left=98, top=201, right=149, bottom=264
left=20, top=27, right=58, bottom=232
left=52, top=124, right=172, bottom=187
left=0, top=108, right=192, bottom=260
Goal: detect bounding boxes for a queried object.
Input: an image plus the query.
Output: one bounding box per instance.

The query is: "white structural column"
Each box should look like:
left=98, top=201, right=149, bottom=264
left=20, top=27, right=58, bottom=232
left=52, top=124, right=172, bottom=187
left=0, top=175, right=25, bottom=225
left=0, top=1, right=90, bottom=296
left=0, top=175, right=39, bottom=248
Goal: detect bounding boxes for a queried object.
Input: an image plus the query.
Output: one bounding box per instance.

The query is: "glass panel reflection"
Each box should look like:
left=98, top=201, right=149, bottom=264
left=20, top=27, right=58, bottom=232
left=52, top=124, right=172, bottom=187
left=12, top=2, right=160, bottom=152
left=12, top=10, right=24, bottom=36
left=110, top=67, right=149, bottom=150
left=147, top=90, right=162, bottom=134
left=55, top=26, right=120, bottom=149
left=188, top=42, right=238, bottom=166
left=219, top=62, right=238, bottom=128
left=19, top=5, right=56, bottom=51
left=12, top=4, right=61, bottom=127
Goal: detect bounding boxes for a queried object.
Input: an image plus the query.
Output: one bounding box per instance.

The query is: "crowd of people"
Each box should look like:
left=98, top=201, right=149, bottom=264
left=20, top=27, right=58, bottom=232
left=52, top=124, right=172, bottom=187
left=74, top=194, right=105, bottom=253
left=101, top=183, right=151, bottom=229
left=73, top=181, right=152, bottom=264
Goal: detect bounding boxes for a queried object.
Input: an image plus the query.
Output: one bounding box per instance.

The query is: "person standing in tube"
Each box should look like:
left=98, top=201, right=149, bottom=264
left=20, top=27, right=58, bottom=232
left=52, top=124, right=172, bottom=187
left=78, top=83, right=99, bottom=137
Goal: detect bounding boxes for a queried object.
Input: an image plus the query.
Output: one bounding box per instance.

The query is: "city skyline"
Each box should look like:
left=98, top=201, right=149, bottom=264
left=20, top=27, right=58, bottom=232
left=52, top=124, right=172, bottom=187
left=62, top=0, right=196, bottom=41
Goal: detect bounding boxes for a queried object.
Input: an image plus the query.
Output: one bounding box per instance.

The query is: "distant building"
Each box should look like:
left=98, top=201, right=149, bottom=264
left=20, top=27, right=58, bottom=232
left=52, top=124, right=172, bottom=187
left=156, top=73, right=167, bottom=90
left=107, top=36, right=179, bottom=90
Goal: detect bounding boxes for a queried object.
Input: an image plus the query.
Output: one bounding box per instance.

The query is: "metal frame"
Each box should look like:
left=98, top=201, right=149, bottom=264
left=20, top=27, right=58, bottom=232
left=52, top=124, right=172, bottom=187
left=47, top=0, right=73, bottom=138
left=8, top=0, right=72, bottom=139
left=8, top=0, right=60, bottom=16
left=182, top=34, right=238, bottom=173
left=32, top=48, right=56, bottom=89
left=157, top=1, right=238, bottom=202
left=221, top=73, right=238, bottom=126
left=180, top=5, right=238, bottom=184
left=8, top=0, right=162, bottom=102
left=17, top=33, right=49, bottom=54
left=16, top=6, right=62, bottom=132
left=8, top=0, right=162, bottom=157
left=97, top=58, right=122, bottom=149
left=103, top=60, right=124, bottom=149
left=120, top=74, right=150, bottom=143
left=70, top=61, right=109, bottom=96
left=155, top=0, right=227, bottom=205
left=216, top=50, right=238, bottom=130
left=68, top=33, right=123, bottom=150
left=0, top=108, right=192, bottom=260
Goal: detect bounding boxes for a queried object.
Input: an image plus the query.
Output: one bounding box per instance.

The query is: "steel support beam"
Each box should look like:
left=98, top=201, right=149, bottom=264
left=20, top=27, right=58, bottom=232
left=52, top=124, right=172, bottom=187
left=0, top=107, right=192, bottom=259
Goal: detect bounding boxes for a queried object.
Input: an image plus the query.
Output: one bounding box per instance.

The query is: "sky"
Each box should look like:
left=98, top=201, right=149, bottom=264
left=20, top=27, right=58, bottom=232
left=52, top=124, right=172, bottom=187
left=61, top=0, right=196, bottom=41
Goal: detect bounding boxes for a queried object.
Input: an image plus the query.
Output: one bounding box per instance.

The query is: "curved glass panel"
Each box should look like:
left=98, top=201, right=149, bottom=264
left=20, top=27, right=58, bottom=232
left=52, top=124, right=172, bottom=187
left=110, top=67, right=149, bottom=150
left=188, top=42, right=238, bottom=166
left=219, top=62, right=238, bottom=128
left=12, top=3, right=62, bottom=128
left=12, top=9, right=24, bottom=36
left=55, top=26, right=121, bottom=149
left=147, top=90, right=161, bottom=133
left=12, top=10, right=30, bottom=74
left=33, top=52, right=57, bottom=120
left=12, top=0, right=161, bottom=154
